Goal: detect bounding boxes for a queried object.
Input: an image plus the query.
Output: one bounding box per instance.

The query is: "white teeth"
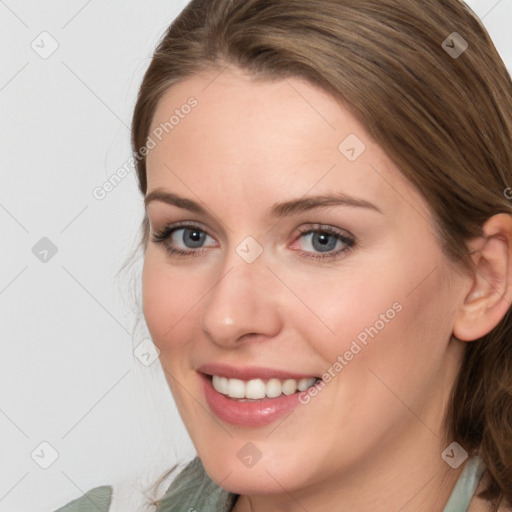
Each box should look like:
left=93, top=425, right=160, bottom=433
left=282, top=379, right=297, bottom=395
left=245, top=379, right=266, bottom=399
left=266, top=378, right=282, bottom=398
left=212, top=375, right=229, bottom=395
left=219, top=376, right=229, bottom=394
left=297, top=378, right=312, bottom=392
left=211, top=375, right=317, bottom=399
left=227, top=378, right=245, bottom=398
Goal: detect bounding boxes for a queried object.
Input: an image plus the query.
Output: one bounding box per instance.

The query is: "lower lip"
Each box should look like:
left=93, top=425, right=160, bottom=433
left=201, top=374, right=304, bottom=427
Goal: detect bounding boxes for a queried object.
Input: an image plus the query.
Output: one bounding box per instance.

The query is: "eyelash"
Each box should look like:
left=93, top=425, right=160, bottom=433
left=292, top=225, right=355, bottom=260
left=151, top=221, right=356, bottom=261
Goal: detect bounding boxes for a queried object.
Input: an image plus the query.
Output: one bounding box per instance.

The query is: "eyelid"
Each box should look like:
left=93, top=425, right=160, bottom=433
left=151, top=221, right=219, bottom=257
left=151, top=220, right=355, bottom=261
left=289, top=223, right=355, bottom=249
left=147, top=207, right=226, bottom=239
left=152, top=220, right=217, bottom=240
left=288, top=223, right=355, bottom=260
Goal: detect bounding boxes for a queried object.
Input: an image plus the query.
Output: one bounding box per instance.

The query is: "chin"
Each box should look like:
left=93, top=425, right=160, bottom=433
left=205, top=460, right=300, bottom=495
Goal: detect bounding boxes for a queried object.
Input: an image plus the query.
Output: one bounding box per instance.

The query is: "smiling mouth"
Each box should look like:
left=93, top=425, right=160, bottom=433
left=208, top=375, right=321, bottom=400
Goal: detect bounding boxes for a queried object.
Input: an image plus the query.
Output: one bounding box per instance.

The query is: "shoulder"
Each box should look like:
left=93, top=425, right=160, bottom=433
left=156, top=457, right=237, bottom=512
left=53, top=485, right=113, bottom=512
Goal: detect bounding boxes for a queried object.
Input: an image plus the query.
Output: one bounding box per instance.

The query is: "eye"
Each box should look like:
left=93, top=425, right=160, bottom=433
left=290, top=225, right=355, bottom=260
left=151, top=222, right=217, bottom=256
left=151, top=221, right=355, bottom=260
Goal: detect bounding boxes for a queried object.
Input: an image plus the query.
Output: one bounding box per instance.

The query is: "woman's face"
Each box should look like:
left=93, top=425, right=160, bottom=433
left=142, top=67, right=470, bottom=496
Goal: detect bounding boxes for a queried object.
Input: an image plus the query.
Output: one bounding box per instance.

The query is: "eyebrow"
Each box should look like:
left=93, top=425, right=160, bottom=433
left=144, top=189, right=382, bottom=217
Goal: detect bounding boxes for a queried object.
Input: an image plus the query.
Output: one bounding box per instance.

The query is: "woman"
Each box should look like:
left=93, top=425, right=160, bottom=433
left=56, top=0, right=512, bottom=510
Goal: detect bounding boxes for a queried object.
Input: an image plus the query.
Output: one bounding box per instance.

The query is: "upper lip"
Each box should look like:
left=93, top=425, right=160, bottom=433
left=197, top=363, right=319, bottom=381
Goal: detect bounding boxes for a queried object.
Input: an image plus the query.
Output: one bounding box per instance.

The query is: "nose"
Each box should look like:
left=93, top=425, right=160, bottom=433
left=200, top=252, right=282, bottom=348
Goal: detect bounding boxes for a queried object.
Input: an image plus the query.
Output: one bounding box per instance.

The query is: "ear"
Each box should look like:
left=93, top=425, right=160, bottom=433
left=453, top=213, right=512, bottom=342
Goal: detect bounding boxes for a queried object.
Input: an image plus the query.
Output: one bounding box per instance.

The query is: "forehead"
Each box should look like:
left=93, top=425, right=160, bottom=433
left=149, top=68, right=365, bottom=158
left=145, top=69, right=429, bottom=223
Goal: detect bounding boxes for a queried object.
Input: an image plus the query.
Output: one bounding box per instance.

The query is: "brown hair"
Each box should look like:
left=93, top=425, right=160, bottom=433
left=131, top=0, right=512, bottom=508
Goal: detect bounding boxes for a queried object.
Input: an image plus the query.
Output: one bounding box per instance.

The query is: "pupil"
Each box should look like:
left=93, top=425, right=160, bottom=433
left=312, top=232, right=336, bottom=252
left=184, top=228, right=205, bottom=248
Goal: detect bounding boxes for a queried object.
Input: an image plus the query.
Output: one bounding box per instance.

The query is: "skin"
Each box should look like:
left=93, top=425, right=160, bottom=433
left=142, top=66, right=512, bottom=512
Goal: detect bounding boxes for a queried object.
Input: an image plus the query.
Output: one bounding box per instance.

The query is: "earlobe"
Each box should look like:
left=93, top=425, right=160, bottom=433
left=453, top=213, right=512, bottom=342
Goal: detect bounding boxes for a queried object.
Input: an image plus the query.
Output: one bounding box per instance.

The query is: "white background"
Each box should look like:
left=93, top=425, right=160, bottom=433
left=1, top=1, right=511, bottom=511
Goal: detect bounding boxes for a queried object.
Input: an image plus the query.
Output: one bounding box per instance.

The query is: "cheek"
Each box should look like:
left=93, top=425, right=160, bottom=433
left=286, top=261, right=404, bottom=362
left=142, top=251, right=202, bottom=352
left=296, top=248, right=453, bottom=381
left=329, top=261, right=456, bottom=415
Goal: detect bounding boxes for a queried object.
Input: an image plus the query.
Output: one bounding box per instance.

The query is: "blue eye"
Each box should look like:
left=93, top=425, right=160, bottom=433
left=292, top=225, right=355, bottom=260
left=151, top=222, right=355, bottom=260
left=152, top=223, right=216, bottom=256
left=301, top=231, right=340, bottom=252
left=175, top=227, right=209, bottom=248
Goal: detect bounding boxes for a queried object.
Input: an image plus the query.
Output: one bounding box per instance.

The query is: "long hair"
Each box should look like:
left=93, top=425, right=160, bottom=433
left=131, top=1, right=512, bottom=508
